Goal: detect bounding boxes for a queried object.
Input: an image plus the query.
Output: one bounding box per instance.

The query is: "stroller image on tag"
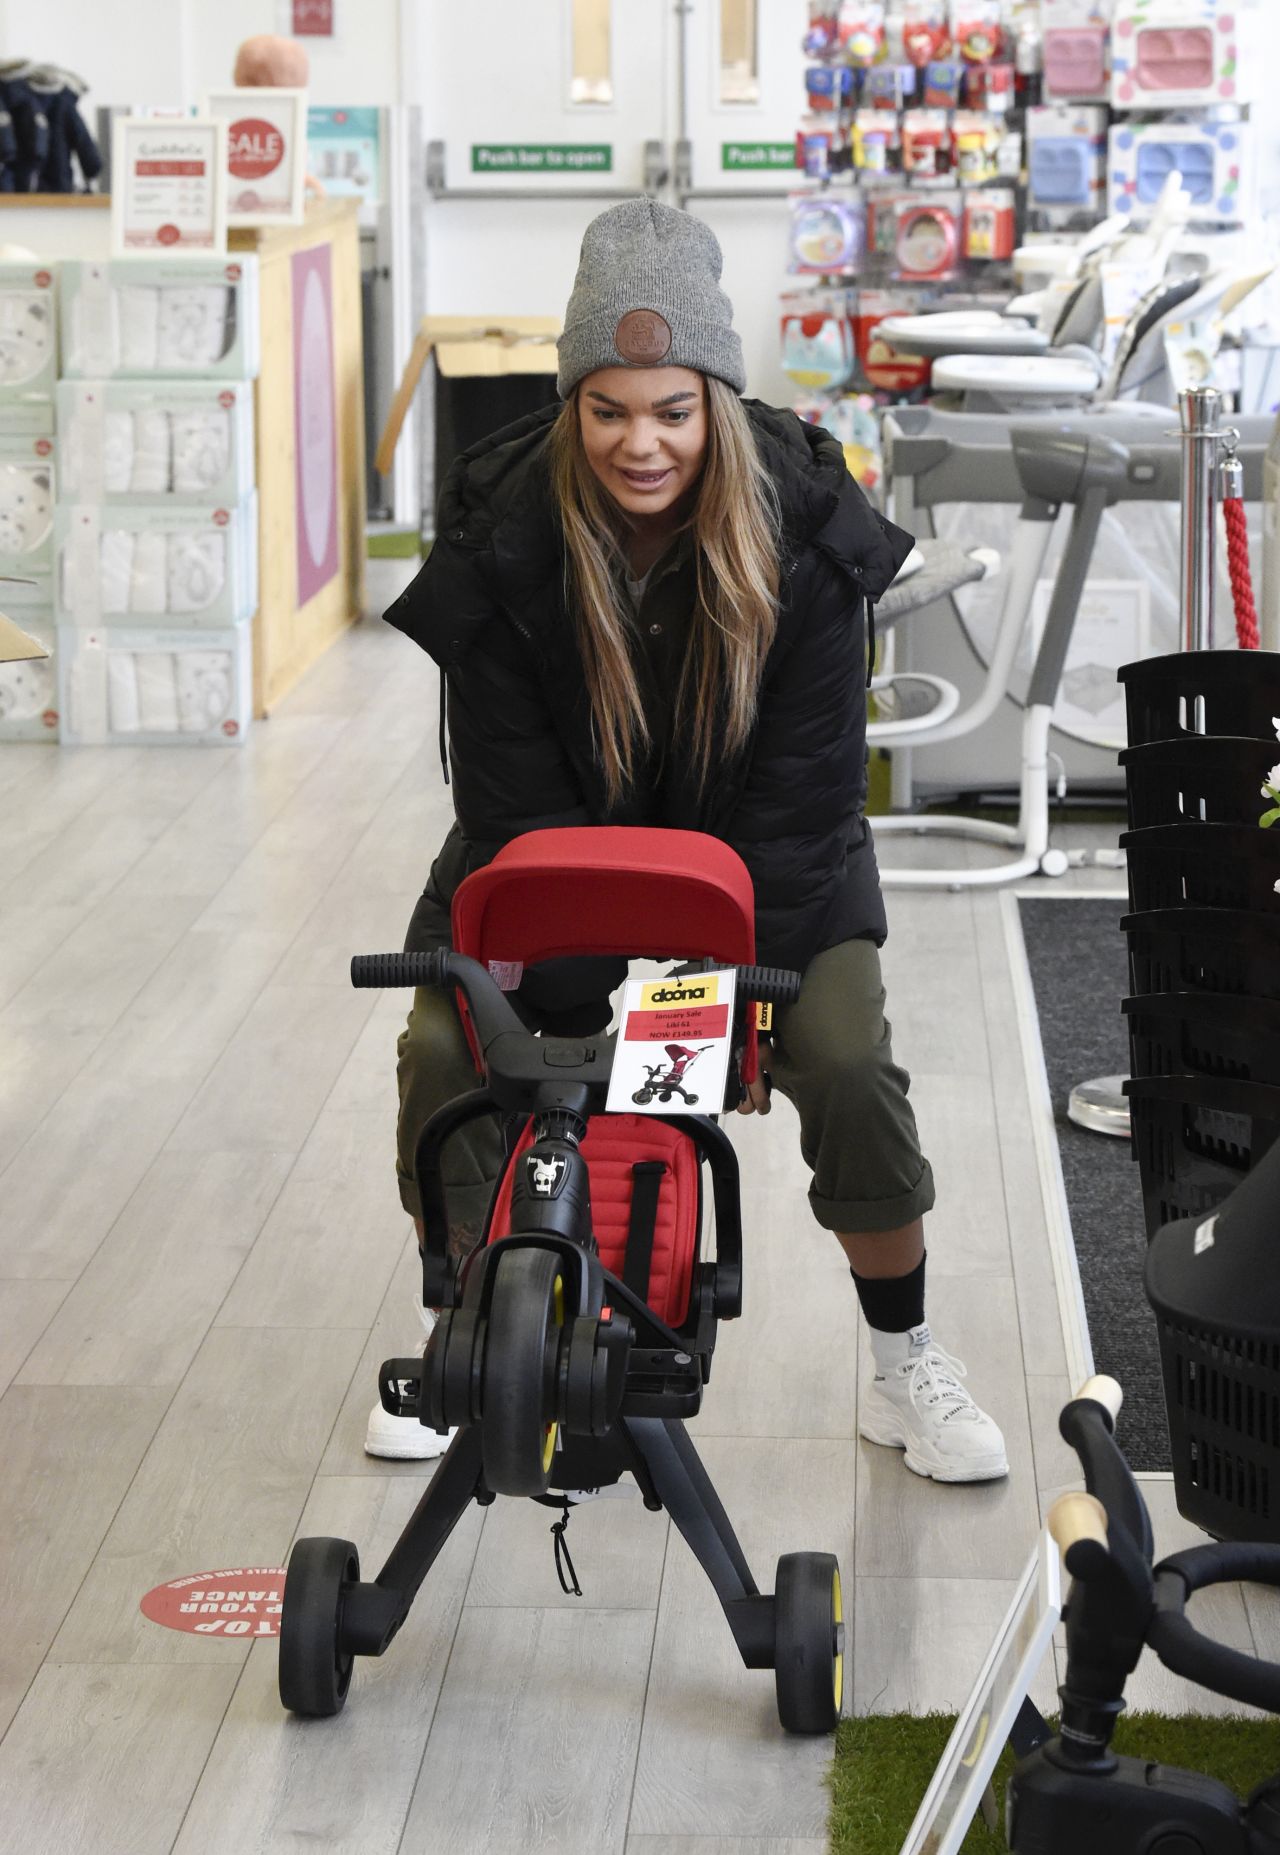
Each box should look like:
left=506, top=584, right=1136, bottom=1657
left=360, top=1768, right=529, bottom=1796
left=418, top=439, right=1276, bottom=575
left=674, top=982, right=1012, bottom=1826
left=632, top=1041, right=715, bottom=1106
left=277, top=827, right=847, bottom=1735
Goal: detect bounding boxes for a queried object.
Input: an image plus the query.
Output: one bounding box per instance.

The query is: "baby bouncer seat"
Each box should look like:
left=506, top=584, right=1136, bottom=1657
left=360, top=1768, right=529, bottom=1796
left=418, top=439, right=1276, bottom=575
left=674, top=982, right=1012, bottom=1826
left=277, top=827, right=845, bottom=1734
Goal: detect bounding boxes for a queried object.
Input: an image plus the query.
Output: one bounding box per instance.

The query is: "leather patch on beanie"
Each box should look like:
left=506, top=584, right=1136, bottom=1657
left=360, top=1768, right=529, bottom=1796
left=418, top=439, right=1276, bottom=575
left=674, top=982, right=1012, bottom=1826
left=614, top=309, right=672, bottom=366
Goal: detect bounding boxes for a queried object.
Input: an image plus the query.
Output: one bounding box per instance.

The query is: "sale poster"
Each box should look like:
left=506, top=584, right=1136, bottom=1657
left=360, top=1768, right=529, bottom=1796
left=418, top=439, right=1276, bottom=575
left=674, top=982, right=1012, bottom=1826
left=606, top=970, right=737, bottom=1116
left=291, top=244, right=339, bottom=605
left=204, top=89, right=306, bottom=227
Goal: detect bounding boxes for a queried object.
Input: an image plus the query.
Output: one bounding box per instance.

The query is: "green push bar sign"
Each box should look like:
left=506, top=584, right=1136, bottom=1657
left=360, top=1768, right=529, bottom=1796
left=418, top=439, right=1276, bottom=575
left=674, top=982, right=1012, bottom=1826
left=472, top=144, right=613, bottom=173
left=721, top=142, right=796, bottom=171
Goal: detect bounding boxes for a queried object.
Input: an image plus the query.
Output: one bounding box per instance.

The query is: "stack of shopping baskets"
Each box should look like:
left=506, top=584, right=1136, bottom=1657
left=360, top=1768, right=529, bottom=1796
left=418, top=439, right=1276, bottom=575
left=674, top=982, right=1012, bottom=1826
left=1119, top=649, right=1280, bottom=1540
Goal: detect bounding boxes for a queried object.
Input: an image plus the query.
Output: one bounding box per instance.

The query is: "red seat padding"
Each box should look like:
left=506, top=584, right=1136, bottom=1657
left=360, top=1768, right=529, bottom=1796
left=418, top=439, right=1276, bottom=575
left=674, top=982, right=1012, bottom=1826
left=487, top=1114, right=700, bottom=1328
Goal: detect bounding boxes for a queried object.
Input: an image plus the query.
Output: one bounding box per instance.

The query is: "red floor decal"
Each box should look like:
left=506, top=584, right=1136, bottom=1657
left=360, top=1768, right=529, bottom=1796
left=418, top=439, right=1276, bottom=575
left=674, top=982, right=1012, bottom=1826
left=140, top=1567, right=287, bottom=1637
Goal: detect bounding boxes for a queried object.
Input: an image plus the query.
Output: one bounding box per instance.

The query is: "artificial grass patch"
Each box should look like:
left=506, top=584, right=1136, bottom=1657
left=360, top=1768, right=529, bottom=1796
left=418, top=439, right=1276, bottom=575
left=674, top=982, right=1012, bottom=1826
left=828, top=1713, right=1280, bottom=1853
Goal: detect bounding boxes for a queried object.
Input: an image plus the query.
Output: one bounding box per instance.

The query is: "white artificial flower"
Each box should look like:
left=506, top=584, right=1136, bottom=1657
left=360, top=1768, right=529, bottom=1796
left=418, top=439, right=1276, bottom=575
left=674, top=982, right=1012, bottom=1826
left=1274, top=716, right=1280, bottom=741
left=1275, top=877, right=1280, bottom=893
left=1270, top=763, right=1280, bottom=790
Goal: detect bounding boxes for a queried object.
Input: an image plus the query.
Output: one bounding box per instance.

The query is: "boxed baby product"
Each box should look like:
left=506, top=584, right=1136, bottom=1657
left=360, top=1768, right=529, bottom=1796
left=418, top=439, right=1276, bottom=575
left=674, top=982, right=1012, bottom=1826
left=1107, top=117, right=1250, bottom=224
left=1110, top=0, right=1253, bottom=111
left=1027, top=104, right=1108, bottom=222
left=57, top=380, right=255, bottom=506
left=0, top=262, right=58, bottom=402
left=60, top=256, right=261, bottom=381
left=58, top=618, right=251, bottom=746
left=0, top=613, right=58, bottom=740
left=0, top=401, right=56, bottom=578
left=55, top=493, right=259, bottom=628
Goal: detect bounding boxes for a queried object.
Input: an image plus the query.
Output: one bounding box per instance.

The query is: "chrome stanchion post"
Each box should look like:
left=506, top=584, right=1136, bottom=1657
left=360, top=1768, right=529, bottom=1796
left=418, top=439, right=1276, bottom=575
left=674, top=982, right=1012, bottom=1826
left=1179, top=385, right=1223, bottom=652
left=1069, top=390, right=1227, bottom=1138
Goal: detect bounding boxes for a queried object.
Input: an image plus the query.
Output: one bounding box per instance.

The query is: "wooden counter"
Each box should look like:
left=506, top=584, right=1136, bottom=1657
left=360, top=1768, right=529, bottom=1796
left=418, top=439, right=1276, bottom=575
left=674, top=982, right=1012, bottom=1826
left=231, top=198, right=367, bottom=715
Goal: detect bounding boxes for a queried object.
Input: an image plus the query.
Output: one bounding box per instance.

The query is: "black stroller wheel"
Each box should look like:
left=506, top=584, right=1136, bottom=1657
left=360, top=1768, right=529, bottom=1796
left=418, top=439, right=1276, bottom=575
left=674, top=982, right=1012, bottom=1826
left=632, top=1089, right=653, bottom=1105
left=481, top=1247, right=565, bottom=1496
left=773, top=1552, right=843, bottom=1734
left=278, top=1536, right=360, bottom=1717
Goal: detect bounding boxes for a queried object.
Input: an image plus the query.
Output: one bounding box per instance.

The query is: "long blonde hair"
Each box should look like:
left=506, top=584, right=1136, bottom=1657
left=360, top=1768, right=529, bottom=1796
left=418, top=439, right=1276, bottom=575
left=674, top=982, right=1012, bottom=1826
left=549, top=376, right=781, bottom=808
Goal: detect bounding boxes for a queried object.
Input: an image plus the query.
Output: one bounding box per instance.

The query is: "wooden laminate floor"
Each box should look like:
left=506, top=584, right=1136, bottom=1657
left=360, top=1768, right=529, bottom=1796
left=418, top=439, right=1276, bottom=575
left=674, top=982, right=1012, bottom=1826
left=1, top=560, right=1273, bottom=1855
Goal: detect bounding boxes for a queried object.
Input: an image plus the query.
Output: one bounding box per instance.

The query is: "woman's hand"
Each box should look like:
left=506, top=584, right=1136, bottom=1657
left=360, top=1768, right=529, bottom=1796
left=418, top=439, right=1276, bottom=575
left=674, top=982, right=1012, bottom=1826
left=736, top=1069, right=772, bottom=1115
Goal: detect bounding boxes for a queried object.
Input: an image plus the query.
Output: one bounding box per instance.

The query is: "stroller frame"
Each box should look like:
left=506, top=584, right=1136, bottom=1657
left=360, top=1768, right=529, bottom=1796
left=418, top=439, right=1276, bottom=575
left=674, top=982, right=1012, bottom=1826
left=278, top=828, right=844, bottom=1733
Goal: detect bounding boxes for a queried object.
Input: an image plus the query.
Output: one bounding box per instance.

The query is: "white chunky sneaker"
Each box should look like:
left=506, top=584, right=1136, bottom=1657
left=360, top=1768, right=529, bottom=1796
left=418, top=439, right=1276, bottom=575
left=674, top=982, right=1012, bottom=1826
left=364, top=1299, right=457, bottom=1461
left=858, top=1323, right=1009, bottom=1483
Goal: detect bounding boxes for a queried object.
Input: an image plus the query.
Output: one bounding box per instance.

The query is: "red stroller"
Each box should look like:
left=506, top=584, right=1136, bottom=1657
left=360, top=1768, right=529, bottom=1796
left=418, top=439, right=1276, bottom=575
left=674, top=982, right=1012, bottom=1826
left=632, top=1041, right=715, bottom=1106
left=278, top=827, right=844, bottom=1735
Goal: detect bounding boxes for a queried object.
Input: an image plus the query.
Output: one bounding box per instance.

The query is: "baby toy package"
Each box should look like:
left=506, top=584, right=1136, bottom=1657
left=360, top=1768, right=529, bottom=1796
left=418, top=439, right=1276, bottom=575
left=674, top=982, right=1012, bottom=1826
left=0, top=613, right=58, bottom=740
left=0, top=261, right=58, bottom=402
left=57, top=379, right=255, bottom=506
left=60, top=257, right=261, bottom=381
left=58, top=618, right=251, bottom=746
left=54, top=493, right=258, bottom=629
left=0, top=401, right=56, bottom=579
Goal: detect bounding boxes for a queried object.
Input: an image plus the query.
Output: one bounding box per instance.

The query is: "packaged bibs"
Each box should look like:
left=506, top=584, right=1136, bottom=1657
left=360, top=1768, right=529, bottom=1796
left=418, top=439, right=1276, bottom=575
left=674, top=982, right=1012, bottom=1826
left=54, top=496, right=258, bottom=628
left=58, top=621, right=251, bottom=746
left=0, top=614, right=57, bottom=740
left=0, top=401, right=56, bottom=589
left=60, top=257, right=261, bottom=381
left=0, top=262, right=57, bottom=400
left=58, top=381, right=254, bottom=505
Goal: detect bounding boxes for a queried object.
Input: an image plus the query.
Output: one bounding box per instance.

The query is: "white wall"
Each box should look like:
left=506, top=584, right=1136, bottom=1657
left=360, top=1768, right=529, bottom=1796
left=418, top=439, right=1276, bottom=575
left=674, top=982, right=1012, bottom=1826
left=0, top=0, right=406, bottom=107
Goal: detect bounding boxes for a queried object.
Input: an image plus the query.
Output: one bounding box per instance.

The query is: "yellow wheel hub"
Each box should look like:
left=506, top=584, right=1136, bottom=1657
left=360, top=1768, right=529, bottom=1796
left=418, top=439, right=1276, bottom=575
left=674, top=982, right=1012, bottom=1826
left=833, top=1568, right=844, bottom=1715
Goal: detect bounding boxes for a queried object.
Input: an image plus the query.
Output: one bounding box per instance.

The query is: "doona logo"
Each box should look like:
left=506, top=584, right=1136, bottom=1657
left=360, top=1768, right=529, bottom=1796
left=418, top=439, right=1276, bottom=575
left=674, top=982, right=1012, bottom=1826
left=34, top=269, right=51, bottom=288
left=225, top=263, right=242, bottom=282
left=41, top=708, right=57, bottom=729
left=649, top=985, right=707, bottom=1003
left=34, top=439, right=51, bottom=457
left=157, top=224, right=181, bottom=247
left=222, top=718, right=239, bottom=736
left=228, top=118, right=285, bottom=181
left=212, top=508, right=230, bottom=527
left=218, top=389, right=235, bottom=409
left=140, top=1567, right=287, bottom=1638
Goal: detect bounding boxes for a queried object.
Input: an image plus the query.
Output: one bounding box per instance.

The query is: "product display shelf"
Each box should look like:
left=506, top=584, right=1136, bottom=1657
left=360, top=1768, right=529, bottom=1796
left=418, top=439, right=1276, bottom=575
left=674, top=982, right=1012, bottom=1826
left=230, top=197, right=366, bottom=716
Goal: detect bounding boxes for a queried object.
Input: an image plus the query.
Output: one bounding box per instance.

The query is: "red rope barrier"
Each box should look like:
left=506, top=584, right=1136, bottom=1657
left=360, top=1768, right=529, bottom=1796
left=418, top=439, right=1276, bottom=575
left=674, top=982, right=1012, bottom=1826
left=1223, top=496, right=1260, bottom=650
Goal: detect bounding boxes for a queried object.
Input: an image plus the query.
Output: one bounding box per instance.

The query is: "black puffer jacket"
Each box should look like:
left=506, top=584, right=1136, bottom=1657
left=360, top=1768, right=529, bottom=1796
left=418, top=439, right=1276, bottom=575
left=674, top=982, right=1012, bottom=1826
left=385, top=399, right=912, bottom=974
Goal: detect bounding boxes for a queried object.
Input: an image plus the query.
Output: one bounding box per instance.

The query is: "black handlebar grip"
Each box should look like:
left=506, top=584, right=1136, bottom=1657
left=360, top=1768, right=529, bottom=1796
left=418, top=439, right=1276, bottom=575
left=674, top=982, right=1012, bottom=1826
left=350, top=951, right=450, bottom=990
left=1151, top=1563, right=1280, bottom=1714
left=738, top=964, right=803, bottom=1006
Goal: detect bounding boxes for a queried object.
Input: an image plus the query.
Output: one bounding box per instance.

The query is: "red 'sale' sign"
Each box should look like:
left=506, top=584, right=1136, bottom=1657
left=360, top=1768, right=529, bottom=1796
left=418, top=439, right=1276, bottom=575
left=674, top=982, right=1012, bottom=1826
left=228, top=118, right=285, bottom=181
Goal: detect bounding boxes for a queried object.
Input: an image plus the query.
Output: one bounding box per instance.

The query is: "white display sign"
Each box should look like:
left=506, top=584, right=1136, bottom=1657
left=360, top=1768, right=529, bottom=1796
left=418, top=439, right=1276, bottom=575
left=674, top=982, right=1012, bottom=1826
left=111, top=117, right=227, bottom=256
left=1030, top=576, right=1151, bottom=750
left=606, top=969, right=737, bottom=1116
left=202, top=89, right=307, bottom=228
left=899, top=1530, right=1062, bottom=1855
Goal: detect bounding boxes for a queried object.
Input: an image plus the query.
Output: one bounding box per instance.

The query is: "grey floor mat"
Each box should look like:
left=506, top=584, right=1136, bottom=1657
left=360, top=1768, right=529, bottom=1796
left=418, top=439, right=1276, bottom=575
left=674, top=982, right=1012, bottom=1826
left=1017, top=895, right=1171, bottom=1472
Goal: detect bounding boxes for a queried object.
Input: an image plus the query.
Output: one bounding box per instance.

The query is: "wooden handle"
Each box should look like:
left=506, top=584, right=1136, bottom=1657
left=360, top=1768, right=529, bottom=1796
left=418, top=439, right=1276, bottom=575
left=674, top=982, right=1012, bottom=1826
left=374, top=326, right=435, bottom=479
left=1049, top=1491, right=1109, bottom=1557
left=1076, top=1375, right=1123, bottom=1422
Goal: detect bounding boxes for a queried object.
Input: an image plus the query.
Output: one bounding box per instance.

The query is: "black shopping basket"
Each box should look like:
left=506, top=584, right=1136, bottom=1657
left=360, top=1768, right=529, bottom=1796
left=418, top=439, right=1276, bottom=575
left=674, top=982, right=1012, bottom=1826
left=1145, top=1147, right=1280, bottom=1543
left=1121, top=736, right=1280, bottom=831
left=1124, top=992, right=1280, bottom=1088
left=1123, top=908, right=1280, bottom=1001
left=1120, top=649, right=1280, bottom=748
left=1122, top=823, right=1280, bottom=915
left=1125, top=1073, right=1280, bottom=1239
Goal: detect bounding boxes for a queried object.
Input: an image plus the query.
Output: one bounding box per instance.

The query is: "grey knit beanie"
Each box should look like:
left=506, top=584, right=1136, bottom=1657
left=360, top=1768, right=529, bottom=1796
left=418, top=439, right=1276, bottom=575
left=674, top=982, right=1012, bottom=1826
left=557, top=199, right=746, bottom=398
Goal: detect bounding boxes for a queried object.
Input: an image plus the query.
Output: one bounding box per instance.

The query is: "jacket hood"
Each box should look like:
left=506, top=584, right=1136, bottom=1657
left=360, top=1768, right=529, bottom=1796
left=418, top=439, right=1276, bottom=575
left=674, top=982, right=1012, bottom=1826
left=433, top=398, right=911, bottom=606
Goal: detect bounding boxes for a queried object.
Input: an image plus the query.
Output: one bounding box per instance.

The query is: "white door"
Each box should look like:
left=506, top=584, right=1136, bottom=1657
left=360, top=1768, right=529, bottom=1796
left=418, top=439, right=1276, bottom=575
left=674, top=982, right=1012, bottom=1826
left=679, top=0, right=809, bottom=410
left=407, top=0, right=805, bottom=393
left=411, top=0, right=674, bottom=324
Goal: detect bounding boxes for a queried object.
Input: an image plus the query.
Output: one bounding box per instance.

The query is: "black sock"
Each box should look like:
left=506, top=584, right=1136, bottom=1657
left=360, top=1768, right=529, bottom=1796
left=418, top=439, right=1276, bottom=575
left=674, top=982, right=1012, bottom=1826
left=850, top=1253, right=927, bottom=1334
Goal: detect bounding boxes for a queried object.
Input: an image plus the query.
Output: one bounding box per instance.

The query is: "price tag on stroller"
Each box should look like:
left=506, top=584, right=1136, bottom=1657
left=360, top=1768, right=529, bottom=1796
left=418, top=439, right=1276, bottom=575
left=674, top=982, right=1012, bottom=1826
left=607, top=967, right=738, bottom=1116
left=898, top=1529, right=1061, bottom=1855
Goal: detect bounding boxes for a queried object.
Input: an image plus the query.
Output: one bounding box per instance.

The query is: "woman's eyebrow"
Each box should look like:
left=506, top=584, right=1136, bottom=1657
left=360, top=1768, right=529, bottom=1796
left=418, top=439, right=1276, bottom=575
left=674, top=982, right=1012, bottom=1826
left=583, top=389, right=701, bottom=410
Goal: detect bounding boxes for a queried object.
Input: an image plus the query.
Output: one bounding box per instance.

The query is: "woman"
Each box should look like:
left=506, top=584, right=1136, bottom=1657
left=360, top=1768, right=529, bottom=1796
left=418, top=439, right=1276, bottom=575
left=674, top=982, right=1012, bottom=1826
left=374, top=200, right=1007, bottom=1485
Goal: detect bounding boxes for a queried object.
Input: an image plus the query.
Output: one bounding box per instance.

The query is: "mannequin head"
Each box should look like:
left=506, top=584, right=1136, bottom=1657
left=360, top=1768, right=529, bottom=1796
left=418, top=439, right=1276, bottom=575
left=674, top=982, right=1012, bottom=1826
left=233, top=34, right=310, bottom=87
